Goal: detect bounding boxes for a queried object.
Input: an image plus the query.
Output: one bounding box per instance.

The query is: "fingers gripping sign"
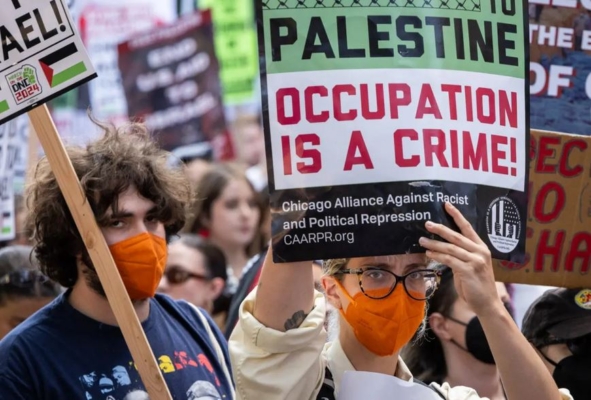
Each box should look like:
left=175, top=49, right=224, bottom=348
left=420, top=202, right=501, bottom=316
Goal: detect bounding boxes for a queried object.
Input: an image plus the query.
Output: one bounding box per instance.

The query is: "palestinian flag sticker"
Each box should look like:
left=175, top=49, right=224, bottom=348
left=40, top=43, right=88, bottom=88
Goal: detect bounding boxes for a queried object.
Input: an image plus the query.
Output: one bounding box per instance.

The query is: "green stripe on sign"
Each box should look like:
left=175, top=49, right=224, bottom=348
left=52, top=62, right=87, bottom=87
left=2, top=227, right=11, bottom=234
left=0, top=100, right=8, bottom=113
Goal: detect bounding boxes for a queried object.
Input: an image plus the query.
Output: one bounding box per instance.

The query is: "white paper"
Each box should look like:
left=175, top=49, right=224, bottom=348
left=338, top=371, right=442, bottom=400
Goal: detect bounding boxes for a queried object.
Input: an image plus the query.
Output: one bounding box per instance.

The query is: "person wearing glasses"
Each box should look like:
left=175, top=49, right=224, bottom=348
left=0, top=245, right=61, bottom=340
left=228, top=202, right=571, bottom=400
left=159, top=234, right=227, bottom=322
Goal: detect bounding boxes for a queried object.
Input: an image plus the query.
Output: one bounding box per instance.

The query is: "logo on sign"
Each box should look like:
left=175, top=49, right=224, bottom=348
left=6, top=65, right=42, bottom=105
left=486, top=197, right=521, bottom=253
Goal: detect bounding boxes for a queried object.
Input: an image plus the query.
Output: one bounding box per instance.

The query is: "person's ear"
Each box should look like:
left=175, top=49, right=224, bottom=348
left=429, top=312, right=452, bottom=341
left=209, top=277, right=225, bottom=300
left=322, top=276, right=342, bottom=310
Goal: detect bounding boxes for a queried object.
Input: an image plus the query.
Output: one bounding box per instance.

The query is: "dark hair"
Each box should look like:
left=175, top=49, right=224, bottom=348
left=176, top=234, right=228, bottom=315
left=25, top=121, right=192, bottom=287
left=187, top=162, right=262, bottom=257
left=176, top=234, right=227, bottom=281
left=402, top=267, right=457, bottom=385
left=0, top=245, right=61, bottom=306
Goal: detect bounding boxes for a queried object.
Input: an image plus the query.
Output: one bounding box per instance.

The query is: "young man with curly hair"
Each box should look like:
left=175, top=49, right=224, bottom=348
left=0, top=123, right=234, bottom=400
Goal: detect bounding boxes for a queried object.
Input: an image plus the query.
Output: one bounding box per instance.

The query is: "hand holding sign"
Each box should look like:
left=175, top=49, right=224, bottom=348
left=420, top=202, right=501, bottom=317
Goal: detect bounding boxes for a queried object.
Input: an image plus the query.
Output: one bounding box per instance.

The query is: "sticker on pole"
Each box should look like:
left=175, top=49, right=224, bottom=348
left=0, top=0, right=97, bottom=125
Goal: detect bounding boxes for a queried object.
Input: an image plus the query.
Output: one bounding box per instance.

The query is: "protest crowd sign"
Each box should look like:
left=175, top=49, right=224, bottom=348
left=118, top=10, right=232, bottom=161
left=494, top=128, right=591, bottom=288
left=198, top=0, right=259, bottom=105
left=257, top=0, right=530, bottom=263
left=0, top=1, right=173, bottom=399
left=529, top=4, right=591, bottom=135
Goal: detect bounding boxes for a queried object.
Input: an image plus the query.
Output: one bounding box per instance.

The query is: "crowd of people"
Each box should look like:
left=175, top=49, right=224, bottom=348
left=0, top=116, right=587, bottom=400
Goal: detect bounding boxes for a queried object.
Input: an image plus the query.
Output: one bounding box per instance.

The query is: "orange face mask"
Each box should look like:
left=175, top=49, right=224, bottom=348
left=336, top=281, right=425, bottom=357
left=109, top=233, right=167, bottom=300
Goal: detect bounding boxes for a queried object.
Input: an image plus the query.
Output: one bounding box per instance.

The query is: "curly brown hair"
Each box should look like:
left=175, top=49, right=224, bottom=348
left=25, top=122, right=192, bottom=288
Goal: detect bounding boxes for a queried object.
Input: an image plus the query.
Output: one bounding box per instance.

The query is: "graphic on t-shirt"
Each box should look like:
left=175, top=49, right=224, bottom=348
left=122, top=390, right=149, bottom=400
left=186, top=380, right=222, bottom=400
left=78, top=350, right=223, bottom=399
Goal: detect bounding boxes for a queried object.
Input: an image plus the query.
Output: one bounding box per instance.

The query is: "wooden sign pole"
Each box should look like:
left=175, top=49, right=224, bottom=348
left=28, top=105, right=173, bottom=400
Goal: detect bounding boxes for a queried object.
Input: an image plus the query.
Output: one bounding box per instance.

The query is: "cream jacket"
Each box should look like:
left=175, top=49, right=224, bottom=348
left=229, top=289, right=573, bottom=400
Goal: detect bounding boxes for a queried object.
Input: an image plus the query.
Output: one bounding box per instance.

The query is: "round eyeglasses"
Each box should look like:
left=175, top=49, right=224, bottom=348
left=335, top=268, right=441, bottom=300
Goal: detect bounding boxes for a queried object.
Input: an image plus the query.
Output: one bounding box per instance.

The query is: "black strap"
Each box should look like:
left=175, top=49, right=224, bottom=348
left=317, top=367, right=445, bottom=400
left=316, top=367, right=336, bottom=400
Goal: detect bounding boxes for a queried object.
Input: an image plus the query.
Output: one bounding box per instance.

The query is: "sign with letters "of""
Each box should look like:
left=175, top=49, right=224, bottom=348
left=257, top=0, right=530, bottom=263
left=0, top=0, right=96, bottom=125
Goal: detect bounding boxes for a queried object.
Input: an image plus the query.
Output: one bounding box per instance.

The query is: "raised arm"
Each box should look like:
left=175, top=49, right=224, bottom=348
left=420, top=202, right=564, bottom=400
left=253, top=247, right=316, bottom=331
left=228, top=247, right=326, bottom=400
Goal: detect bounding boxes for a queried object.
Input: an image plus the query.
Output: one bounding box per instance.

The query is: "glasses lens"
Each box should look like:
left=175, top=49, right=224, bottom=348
left=166, top=267, right=190, bottom=284
left=0, top=271, right=48, bottom=288
left=360, top=269, right=397, bottom=299
left=404, top=270, right=438, bottom=300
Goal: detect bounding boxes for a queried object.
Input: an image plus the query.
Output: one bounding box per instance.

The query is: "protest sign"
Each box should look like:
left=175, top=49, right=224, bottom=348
left=118, top=11, right=232, bottom=160
left=528, top=5, right=591, bottom=135
left=258, top=1, right=530, bottom=262
left=0, top=118, right=24, bottom=241
left=494, top=129, right=591, bottom=289
left=77, top=0, right=176, bottom=126
left=198, top=0, right=259, bottom=105
left=1, top=2, right=173, bottom=398
left=0, top=0, right=96, bottom=125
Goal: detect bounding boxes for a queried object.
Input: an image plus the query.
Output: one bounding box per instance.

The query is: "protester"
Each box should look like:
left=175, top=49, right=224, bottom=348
left=0, top=122, right=234, bottom=399
left=158, top=234, right=227, bottom=322
left=0, top=245, right=61, bottom=340
left=229, top=202, right=571, bottom=399
left=522, top=287, right=591, bottom=400
left=188, top=163, right=263, bottom=326
left=403, top=267, right=514, bottom=399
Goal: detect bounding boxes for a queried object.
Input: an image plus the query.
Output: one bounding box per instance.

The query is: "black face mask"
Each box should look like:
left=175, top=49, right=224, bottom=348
left=540, top=352, right=589, bottom=400
left=447, top=315, right=495, bottom=364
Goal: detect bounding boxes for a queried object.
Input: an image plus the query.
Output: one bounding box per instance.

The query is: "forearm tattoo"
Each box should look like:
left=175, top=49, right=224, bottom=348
left=284, top=310, right=308, bottom=331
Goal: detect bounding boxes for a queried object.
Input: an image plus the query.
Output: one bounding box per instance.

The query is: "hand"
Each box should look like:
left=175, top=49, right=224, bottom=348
left=419, top=202, right=502, bottom=317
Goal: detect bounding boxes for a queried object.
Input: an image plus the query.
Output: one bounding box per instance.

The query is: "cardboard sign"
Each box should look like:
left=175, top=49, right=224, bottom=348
left=0, top=0, right=96, bottom=125
left=494, top=129, right=591, bottom=288
left=258, top=1, right=530, bottom=262
left=198, top=0, right=258, bottom=105
left=118, top=11, right=232, bottom=160
left=529, top=4, right=591, bottom=135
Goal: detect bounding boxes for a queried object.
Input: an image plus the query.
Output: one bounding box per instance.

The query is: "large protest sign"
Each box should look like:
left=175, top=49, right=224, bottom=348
left=494, top=129, right=591, bottom=289
left=0, top=0, right=97, bottom=125
left=76, top=0, right=176, bottom=126
left=0, top=118, right=26, bottom=241
left=118, top=11, right=232, bottom=160
left=529, top=5, right=591, bottom=135
left=258, top=1, right=530, bottom=262
left=1, top=2, right=173, bottom=398
left=198, top=0, right=259, bottom=105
